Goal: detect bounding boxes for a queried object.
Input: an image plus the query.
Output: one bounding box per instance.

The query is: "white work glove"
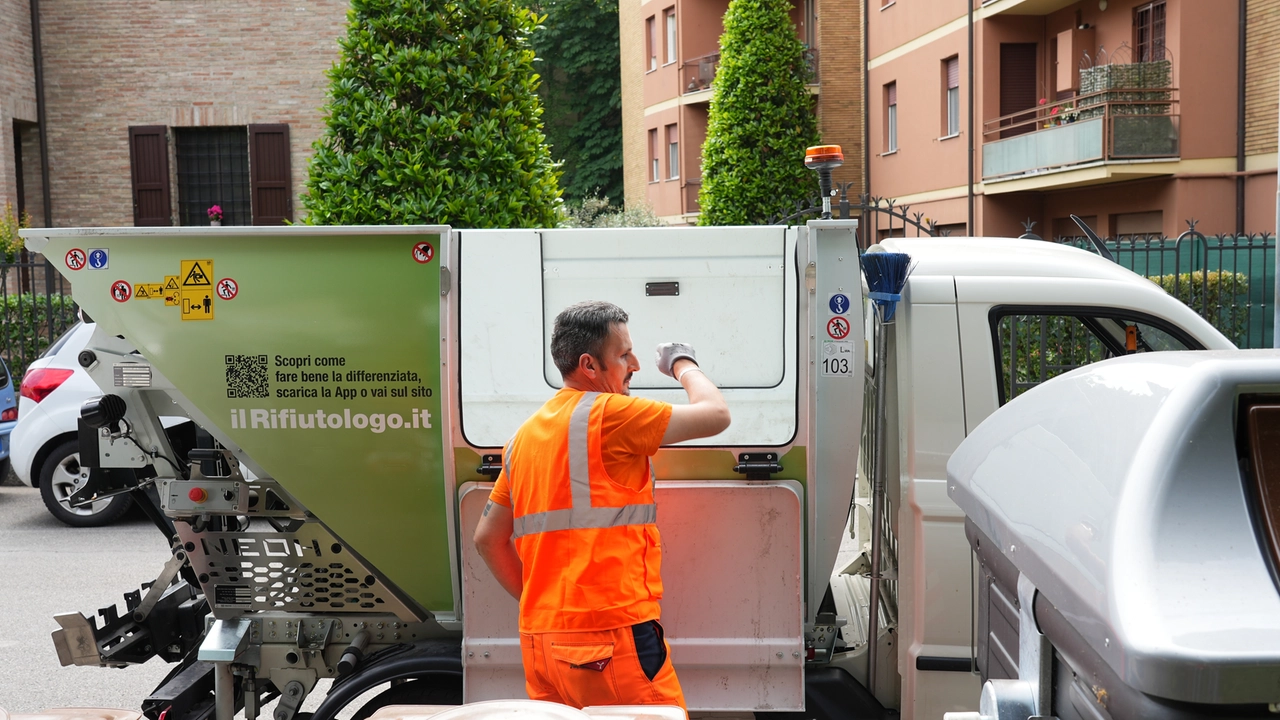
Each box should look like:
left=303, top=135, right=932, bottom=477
left=655, top=342, right=697, bottom=378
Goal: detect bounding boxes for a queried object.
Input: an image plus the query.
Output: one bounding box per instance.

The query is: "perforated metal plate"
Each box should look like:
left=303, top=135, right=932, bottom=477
left=176, top=520, right=420, bottom=621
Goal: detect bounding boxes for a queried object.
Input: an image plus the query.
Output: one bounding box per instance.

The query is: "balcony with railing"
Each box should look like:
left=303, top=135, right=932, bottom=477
left=681, top=52, right=719, bottom=95
left=680, top=47, right=820, bottom=97
left=983, top=89, right=1179, bottom=180
left=982, top=82, right=1179, bottom=181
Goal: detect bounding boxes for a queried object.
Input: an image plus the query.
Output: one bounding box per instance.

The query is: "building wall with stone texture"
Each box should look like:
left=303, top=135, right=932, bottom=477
left=37, top=0, right=348, bottom=227
left=619, top=0, right=648, bottom=209
left=1245, top=0, right=1280, bottom=158
left=0, top=0, right=37, bottom=224
left=815, top=0, right=863, bottom=195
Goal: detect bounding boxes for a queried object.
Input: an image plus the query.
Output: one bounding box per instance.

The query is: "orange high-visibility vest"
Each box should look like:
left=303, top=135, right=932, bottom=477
left=505, top=390, right=663, bottom=634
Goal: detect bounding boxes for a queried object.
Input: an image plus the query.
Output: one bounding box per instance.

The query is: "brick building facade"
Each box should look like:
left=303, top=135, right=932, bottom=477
left=3, top=0, right=347, bottom=229
left=0, top=0, right=37, bottom=223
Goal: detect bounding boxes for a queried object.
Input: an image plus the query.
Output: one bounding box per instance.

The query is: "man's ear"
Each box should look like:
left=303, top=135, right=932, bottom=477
left=577, top=352, right=599, bottom=379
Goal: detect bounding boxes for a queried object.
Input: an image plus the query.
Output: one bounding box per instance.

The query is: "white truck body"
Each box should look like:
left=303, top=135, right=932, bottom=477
left=20, top=222, right=1233, bottom=719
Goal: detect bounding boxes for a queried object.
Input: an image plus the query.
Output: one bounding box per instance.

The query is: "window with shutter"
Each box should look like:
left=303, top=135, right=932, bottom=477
left=129, top=126, right=173, bottom=226
left=999, top=43, right=1038, bottom=139
left=665, top=9, right=677, bottom=65
left=249, top=124, right=292, bottom=225
left=944, top=56, right=960, bottom=137
left=649, top=129, right=659, bottom=181
left=666, top=124, right=679, bottom=179
left=646, top=17, right=657, bottom=71
left=885, top=82, right=898, bottom=153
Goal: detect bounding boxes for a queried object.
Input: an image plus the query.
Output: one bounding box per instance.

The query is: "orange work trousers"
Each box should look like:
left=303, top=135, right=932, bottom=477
left=520, top=621, right=686, bottom=709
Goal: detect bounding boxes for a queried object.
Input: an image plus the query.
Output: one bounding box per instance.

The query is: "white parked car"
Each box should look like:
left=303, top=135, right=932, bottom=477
left=11, top=322, right=134, bottom=526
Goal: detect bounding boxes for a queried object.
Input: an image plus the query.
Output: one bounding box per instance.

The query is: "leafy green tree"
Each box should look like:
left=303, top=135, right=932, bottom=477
left=526, top=0, right=623, bottom=203
left=303, top=0, right=562, bottom=227
left=698, top=0, right=819, bottom=225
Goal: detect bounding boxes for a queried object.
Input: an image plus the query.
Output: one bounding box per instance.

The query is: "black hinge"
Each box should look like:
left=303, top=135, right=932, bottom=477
left=477, top=454, right=503, bottom=479
left=733, top=452, right=783, bottom=480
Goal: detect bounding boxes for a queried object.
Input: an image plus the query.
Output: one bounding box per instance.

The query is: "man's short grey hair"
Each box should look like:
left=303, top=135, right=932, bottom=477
left=551, top=301, right=629, bottom=377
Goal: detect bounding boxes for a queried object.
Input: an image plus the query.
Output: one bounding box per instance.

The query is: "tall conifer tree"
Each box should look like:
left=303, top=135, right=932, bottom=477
left=304, top=0, right=562, bottom=227
left=697, top=0, right=819, bottom=225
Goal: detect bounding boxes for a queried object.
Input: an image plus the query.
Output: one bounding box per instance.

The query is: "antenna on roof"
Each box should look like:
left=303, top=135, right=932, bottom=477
left=1071, top=214, right=1115, bottom=261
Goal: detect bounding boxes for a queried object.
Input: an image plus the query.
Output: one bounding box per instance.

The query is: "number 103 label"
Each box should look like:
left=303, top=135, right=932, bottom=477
left=821, top=340, right=854, bottom=377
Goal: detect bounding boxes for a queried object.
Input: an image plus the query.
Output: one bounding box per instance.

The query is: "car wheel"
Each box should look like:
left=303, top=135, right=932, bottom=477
left=38, top=440, right=132, bottom=527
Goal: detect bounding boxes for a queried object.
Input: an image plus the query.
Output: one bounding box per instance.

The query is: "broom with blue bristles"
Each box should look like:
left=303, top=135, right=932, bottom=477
left=861, top=246, right=912, bottom=694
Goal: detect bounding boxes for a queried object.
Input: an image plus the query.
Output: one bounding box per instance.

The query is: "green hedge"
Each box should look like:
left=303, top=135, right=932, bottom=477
left=302, top=0, right=562, bottom=228
left=1, top=293, right=78, bottom=382
left=1149, top=270, right=1250, bottom=344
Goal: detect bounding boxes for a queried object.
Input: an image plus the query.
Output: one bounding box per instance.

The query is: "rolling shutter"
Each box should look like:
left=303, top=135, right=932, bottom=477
left=129, top=126, right=172, bottom=226
left=249, top=124, right=292, bottom=225
left=999, top=44, right=1038, bottom=139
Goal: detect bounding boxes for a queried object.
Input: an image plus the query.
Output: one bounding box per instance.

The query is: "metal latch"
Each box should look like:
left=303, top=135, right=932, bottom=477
left=733, top=452, right=783, bottom=480
left=477, top=454, right=503, bottom=479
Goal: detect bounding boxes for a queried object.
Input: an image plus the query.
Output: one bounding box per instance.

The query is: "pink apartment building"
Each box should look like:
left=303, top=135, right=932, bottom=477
left=868, top=0, right=1280, bottom=240
left=620, top=0, right=865, bottom=223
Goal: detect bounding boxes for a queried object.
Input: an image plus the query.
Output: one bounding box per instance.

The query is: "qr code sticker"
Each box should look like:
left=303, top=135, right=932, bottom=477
left=226, top=354, right=269, bottom=399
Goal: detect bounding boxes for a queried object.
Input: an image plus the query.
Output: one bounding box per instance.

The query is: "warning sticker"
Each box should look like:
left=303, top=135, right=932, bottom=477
left=121, top=260, right=223, bottom=320
left=181, top=259, right=213, bottom=288
left=133, top=283, right=164, bottom=300
left=826, top=316, right=851, bottom=340
left=216, top=278, right=239, bottom=300
left=65, top=249, right=86, bottom=271
left=88, top=249, right=109, bottom=270
left=180, top=290, right=214, bottom=321
left=412, top=242, right=435, bottom=264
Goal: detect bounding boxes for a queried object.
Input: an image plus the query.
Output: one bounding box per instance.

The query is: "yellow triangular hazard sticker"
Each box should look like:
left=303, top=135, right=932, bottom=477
left=165, top=276, right=179, bottom=290
left=134, top=284, right=150, bottom=299
left=182, top=261, right=212, bottom=287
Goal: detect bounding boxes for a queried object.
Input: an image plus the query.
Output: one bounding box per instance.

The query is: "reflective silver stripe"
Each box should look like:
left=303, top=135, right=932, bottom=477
left=502, top=438, right=515, bottom=481
left=512, top=503, right=657, bottom=539
left=511, top=391, right=657, bottom=540
left=568, top=392, right=598, bottom=509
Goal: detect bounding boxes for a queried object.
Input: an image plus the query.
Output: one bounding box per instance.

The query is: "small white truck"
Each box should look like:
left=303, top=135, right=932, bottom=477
left=19, top=220, right=1231, bottom=720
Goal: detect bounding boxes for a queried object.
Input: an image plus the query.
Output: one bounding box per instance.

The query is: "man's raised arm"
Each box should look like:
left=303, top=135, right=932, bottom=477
left=655, top=343, right=731, bottom=445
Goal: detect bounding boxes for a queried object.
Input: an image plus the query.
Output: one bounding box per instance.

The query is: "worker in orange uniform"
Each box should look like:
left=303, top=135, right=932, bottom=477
left=474, top=300, right=731, bottom=709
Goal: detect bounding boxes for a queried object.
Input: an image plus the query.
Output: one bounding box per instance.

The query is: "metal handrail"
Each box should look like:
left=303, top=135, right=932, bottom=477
left=982, top=86, right=1179, bottom=140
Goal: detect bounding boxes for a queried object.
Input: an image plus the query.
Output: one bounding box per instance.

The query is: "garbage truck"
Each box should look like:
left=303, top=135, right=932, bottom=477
left=18, top=220, right=1233, bottom=720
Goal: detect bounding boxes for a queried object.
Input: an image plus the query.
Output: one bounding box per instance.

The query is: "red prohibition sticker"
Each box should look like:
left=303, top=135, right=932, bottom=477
left=412, top=241, right=435, bottom=264
left=65, top=248, right=87, bottom=271
left=216, top=277, right=239, bottom=300
left=110, top=280, right=132, bottom=303
left=826, top=316, right=851, bottom=340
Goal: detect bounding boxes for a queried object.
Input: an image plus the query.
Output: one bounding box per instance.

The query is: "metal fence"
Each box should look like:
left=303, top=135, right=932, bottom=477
left=0, top=254, right=78, bottom=382
left=1056, top=229, right=1276, bottom=349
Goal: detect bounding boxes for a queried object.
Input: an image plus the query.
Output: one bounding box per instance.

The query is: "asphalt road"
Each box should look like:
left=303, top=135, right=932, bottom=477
left=0, top=477, right=174, bottom=712
left=0, top=476, right=368, bottom=718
